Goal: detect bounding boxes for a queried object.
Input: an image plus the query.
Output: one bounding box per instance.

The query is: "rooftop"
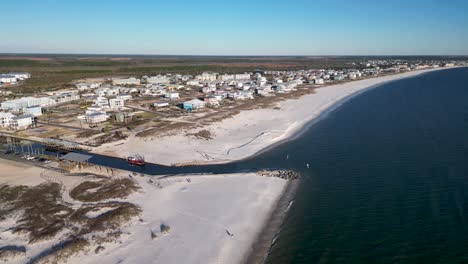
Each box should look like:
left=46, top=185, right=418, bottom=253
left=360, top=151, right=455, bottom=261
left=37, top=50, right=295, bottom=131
left=61, top=152, right=93, bottom=163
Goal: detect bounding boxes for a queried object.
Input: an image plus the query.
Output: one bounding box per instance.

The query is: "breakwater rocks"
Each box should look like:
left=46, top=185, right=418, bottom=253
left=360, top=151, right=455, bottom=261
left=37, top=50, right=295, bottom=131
left=257, top=169, right=299, bottom=180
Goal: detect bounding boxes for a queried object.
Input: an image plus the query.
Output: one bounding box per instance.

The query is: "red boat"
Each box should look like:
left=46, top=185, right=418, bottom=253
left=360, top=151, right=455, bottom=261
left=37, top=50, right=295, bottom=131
left=127, top=154, right=145, bottom=166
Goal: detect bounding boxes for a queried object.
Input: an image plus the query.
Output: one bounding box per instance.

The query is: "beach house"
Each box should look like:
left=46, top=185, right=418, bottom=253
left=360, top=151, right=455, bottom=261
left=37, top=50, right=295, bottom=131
left=112, top=77, right=140, bottom=86
left=10, top=115, right=34, bottom=130
left=204, top=95, right=221, bottom=106
left=0, top=112, right=15, bottom=128
left=166, top=92, right=180, bottom=100
left=183, top=99, right=206, bottom=111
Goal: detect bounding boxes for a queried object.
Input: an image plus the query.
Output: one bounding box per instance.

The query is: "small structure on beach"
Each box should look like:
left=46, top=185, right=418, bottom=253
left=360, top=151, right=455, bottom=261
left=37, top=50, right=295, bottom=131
left=60, top=152, right=93, bottom=170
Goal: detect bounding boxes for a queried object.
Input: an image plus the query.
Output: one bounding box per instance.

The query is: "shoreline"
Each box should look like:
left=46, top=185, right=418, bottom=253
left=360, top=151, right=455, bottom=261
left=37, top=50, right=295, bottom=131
left=93, top=67, right=461, bottom=167
left=243, top=176, right=301, bottom=264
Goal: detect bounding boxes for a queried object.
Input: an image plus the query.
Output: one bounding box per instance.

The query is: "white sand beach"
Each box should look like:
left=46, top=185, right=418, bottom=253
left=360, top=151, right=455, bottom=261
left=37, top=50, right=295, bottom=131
left=95, top=68, right=450, bottom=166
left=71, top=174, right=287, bottom=264
left=0, top=158, right=287, bottom=264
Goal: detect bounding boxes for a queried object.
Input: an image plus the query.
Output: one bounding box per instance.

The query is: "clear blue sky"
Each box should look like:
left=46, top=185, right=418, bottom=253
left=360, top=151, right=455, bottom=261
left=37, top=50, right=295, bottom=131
left=1, top=0, right=467, bottom=55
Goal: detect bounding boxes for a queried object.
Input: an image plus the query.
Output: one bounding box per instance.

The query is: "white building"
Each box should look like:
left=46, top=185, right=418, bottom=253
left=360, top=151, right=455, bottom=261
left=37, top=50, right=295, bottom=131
left=218, top=74, right=235, bottom=81
left=117, top=94, right=132, bottom=101
left=314, top=78, right=325, bottom=85
left=94, top=97, right=110, bottom=108
left=85, top=105, right=105, bottom=115
left=95, top=87, right=120, bottom=97
left=109, top=98, right=125, bottom=110
left=146, top=75, right=170, bottom=84
left=256, top=86, right=272, bottom=96
left=196, top=72, right=218, bottom=82
left=24, top=106, right=42, bottom=117
left=166, top=92, right=180, bottom=100
left=1, top=97, right=56, bottom=111
left=257, top=76, right=268, bottom=86
left=234, top=73, right=251, bottom=80
left=0, top=112, right=15, bottom=128
left=85, top=112, right=109, bottom=124
left=7, top=72, right=31, bottom=80
left=0, top=74, right=17, bottom=84
left=204, top=96, right=221, bottom=106
left=187, top=80, right=202, bottom=86
left=51, top=93, right=80, bottom=104
left=202, top=85, right=217, bottom=93
left=112, top=77, right=140, bottom=86
left=76, top=82, right=101, bottom=91
left=10, top=115, right=34, bottom=130
left=229, top=90, right=254, bottom=100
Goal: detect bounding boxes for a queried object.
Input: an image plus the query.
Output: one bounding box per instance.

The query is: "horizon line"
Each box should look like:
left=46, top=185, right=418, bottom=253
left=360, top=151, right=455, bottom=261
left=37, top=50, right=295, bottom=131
left=1, top=52, right=467, bottom=58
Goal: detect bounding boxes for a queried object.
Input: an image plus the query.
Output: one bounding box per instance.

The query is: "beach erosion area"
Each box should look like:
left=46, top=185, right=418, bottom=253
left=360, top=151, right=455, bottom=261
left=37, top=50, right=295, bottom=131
left=94, top=67, right=451, bottom=166
left=0, top=158, right=288, bottom=264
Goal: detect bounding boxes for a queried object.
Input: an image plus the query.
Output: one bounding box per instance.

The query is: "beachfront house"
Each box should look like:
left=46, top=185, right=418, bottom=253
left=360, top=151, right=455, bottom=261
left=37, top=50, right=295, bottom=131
left=204, top=95, right=221, bottom=106
left=10, top=114, right=34, bottom=130
left=166, top=92, right=180, bottom=100
left=314, top=78, right=325, bottom=85
left=202, top=85, right=217, bottom=94
left=85, top=112, right=109, bottom=124
left=183, top=99, right=206, bottom=111
left=333, top=75, right=345, bottom=81
left=0, top=112, right=15, bottom=128
left=109, top=98, right=125, bottom=110
left=256, top=86, right=272, bottom=96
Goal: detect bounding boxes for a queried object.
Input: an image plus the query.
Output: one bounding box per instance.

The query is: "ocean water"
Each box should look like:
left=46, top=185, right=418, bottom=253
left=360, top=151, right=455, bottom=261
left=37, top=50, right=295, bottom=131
left=253, top=67, right=468, bottom=263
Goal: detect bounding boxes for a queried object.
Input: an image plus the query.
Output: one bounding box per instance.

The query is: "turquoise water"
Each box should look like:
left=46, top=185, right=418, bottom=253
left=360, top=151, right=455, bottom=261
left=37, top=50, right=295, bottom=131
left=261, top=67, right=468, bottom=263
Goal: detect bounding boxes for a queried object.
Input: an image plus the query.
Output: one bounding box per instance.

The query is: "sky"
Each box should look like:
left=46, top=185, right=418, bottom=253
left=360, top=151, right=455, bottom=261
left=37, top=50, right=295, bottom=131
left=1, top=0, right=468, bottom=56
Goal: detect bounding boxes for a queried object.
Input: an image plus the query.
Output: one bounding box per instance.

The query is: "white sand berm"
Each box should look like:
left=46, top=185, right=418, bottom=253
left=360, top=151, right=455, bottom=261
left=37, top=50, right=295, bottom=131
left=95, top=68, right=451, bottom=166
left=0, top=158, right=287, bottom=264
